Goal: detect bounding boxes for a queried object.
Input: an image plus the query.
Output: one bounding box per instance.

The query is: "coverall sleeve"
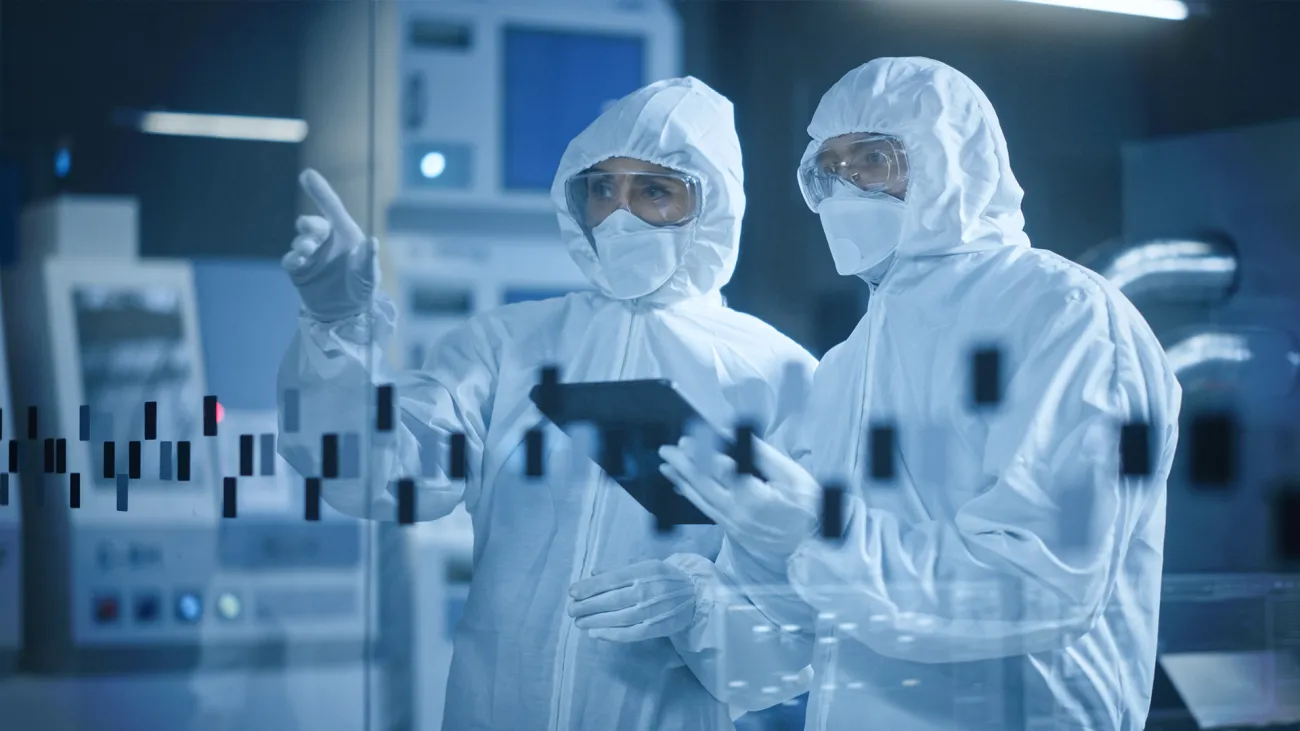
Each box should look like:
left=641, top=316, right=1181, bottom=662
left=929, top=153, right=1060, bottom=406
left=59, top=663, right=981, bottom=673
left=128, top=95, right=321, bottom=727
left=668, top=352, right=819, bottom=712
left=277, top=293, right=499, bottom=522
left=786, top=290, right=1176, bottom=664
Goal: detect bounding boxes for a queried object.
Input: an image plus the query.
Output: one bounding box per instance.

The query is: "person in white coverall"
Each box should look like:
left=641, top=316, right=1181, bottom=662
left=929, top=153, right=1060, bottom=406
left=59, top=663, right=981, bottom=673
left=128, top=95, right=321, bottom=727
left=276, top=76, right=817, bottom=731
left=657, top=58, right=1183, bottom=730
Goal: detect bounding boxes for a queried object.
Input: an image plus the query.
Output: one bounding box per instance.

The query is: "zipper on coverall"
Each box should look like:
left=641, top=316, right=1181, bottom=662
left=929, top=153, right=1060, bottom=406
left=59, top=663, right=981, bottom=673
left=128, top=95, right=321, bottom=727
left=551, top=306, right=642, bottom=731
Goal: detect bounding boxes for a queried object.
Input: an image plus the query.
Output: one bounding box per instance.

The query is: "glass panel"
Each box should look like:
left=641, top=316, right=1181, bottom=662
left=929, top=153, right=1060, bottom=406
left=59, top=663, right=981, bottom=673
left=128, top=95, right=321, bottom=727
left=0, top=2, right=378, bottom=730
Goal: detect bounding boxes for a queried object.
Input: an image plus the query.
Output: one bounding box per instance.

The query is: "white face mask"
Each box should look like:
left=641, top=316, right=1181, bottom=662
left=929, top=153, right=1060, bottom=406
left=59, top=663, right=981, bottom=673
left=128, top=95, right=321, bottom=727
left=590, top=209, right=685, bottom=300
left=818, top=196, right=907, bottom=277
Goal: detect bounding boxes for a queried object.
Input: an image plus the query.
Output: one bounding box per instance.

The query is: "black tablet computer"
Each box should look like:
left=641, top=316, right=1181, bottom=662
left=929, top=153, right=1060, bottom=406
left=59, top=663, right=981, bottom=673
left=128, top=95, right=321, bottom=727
left=528, top=379, right=753, bottom=526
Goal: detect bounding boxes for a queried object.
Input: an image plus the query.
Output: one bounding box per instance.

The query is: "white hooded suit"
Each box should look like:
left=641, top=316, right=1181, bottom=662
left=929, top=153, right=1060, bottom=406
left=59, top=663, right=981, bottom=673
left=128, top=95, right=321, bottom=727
left=276, top=77, right=816, bottom=730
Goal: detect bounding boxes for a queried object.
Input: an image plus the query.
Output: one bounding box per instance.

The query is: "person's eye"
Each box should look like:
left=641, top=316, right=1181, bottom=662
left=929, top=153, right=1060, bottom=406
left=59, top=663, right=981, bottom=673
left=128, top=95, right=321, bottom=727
left=644, top=185, right=669, bottom=200
left=591, top=181, right=615, bottom=199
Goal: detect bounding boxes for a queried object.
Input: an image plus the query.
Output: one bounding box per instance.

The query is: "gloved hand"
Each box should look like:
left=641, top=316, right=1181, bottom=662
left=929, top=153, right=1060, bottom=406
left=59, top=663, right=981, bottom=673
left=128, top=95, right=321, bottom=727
left=568, top=559, right=698, bottom=642
left=659, top=435, right=822, bottom=564
left=282, top=169, right=380, bottom=323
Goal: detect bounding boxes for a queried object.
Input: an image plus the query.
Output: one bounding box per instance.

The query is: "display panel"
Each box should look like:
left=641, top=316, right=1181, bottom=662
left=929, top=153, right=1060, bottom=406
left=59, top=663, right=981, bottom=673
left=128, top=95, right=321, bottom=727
left=502, top=27, right=645, bottom=190
left=73, top=285, right=209, bottom=487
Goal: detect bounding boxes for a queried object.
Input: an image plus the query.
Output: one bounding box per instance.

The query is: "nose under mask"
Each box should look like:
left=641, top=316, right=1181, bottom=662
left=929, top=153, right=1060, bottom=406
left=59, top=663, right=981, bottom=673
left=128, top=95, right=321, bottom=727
left=818, top=196, right=907, bottom=277
left=590, top=209, right=686, bottom=300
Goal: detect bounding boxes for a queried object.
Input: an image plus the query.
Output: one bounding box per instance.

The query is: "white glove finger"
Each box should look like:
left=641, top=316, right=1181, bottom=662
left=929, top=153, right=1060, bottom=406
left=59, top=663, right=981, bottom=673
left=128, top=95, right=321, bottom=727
left=752, top=434, right=808, bottom=482
left=660, top=462, right=733, bottom=528
left=659, top=446, right=736, bottom=510
left=290, top=233, right=324, bottom=258
left=296, top=214, right=331, bottom=238
left=575, top=591, right=692, bottom=630
left=569, top=559, right=659, bottom=601
left=677, top=436, right=742, bottom=482
left=280, top=249, right=308, bottom=273
left=588, top=626, right=653, bottom=643
left=569, top=585, right=640, bottom=619
left=300, top=169, right=365, bottom=243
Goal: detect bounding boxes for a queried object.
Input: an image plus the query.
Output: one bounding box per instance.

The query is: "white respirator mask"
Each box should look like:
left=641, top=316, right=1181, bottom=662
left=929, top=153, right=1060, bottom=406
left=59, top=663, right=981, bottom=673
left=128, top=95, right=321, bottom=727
left=590, top=209, right=686, bottom=300
left=817, top=195, right=908, bottom=277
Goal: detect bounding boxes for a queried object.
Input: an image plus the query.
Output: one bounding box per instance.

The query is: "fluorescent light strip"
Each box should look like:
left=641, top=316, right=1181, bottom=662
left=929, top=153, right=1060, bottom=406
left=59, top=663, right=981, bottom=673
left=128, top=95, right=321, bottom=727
left=1004, top=0, right=1188, bottom=20
left=138, top=112, right=309, bottom=143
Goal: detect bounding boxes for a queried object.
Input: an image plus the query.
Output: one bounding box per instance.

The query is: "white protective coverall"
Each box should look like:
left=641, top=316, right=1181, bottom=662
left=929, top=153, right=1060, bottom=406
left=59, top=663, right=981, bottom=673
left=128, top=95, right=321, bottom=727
left=276, top=76, right=816, bottom=731
left=720, top=58, right=1183, bottom=731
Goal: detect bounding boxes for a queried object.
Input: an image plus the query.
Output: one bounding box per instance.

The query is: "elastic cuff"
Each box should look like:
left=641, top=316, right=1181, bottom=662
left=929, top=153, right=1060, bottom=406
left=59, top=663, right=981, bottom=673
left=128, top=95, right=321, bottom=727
left=664, top=552, right=724, bottom=651
left=300, top=293, right=397, bottom=347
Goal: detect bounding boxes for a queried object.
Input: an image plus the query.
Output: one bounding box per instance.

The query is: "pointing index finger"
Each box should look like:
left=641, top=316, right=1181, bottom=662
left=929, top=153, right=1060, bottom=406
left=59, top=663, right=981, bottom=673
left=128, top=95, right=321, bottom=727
left=299, top=169, right=364, bottom=241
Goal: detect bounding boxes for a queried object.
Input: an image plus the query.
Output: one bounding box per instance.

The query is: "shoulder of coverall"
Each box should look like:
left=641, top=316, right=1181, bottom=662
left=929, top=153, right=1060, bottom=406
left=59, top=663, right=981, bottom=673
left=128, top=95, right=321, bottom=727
left=421, top=292, right=593, bottom=370
left=974, top=247, right=1164, bottom=389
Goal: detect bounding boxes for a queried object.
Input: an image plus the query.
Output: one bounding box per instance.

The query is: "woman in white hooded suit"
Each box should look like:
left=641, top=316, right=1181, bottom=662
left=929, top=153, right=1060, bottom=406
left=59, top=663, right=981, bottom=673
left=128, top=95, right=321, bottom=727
left=276, top=77, right=816, bottom=730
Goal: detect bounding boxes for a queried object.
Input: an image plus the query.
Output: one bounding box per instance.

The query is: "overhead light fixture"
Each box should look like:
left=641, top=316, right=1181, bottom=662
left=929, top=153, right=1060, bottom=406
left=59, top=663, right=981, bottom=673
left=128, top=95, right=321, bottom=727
left=118, top=110, right=309, bottom=143
left=1004, top=0, right=1188, bottom=20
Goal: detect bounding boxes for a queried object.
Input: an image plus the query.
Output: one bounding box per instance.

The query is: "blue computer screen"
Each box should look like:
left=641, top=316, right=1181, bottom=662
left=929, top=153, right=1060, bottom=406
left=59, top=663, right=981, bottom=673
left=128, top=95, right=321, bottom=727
left=502, top=27, right=645, bottom=190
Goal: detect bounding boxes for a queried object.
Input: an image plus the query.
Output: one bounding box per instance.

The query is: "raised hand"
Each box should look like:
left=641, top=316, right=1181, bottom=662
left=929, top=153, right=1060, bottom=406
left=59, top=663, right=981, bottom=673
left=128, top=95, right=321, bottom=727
left=282, top=169, right=379, bottom=322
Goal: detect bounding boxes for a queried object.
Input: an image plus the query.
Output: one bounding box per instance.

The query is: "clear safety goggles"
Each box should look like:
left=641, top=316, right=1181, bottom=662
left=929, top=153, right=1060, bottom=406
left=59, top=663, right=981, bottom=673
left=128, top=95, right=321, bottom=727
left=565, top=169, right=702, bottom=230
left=798, top=133, right=909, bottom=211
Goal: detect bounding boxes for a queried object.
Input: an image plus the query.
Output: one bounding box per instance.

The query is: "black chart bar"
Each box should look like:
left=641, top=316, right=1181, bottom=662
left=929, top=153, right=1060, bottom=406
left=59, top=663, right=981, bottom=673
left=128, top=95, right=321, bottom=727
left=8, top=441, right=17, bottom=473
left=0, top=474, right=8, bottom=506
left=70, top=473, right=81, bottom=509
left=971, top=347, right=1003, bottom=408
left=869, top=425, right=896, bottom=482
left=1120, top=422, right=1152, bottom=477
left=732, top=425, right=757, bottom=477
left=223, top=477, right=237, bottom=518
left=240, top=435, right=254, bottom=477
left=56, top=439, right=66, bottom=474
left=449, top=434, right=467, bottom=480
left=398, top=478, right=415, bottom=524
left=821, top=485, right=846, bottom=540
left=144, top=402, right=158, bottom=441
left=203, top=396, right=218, bottom=437
left=128, top=441, right=142, bottom=479
left=322, top=434, right=339, bottom=479
left=26, top=407, right=37, bottom=440
left=525, top=429, right=544, bottom=478
left=177, top=441, right=191, bottom=482
left=377, top=385, right=395, bottom=433
left=103, top=442, right=116, bottom=479
left=305, top=478, right=321, bottom=521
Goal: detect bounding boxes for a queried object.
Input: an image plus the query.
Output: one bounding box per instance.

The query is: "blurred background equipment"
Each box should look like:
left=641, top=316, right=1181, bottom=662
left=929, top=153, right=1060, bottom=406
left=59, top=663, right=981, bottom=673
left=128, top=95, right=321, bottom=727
left=0, top=196, right=372, bottom=730
left=1148, top=573, right=1300, bottom=730
left=1083, top=118, right=1300, bottom=575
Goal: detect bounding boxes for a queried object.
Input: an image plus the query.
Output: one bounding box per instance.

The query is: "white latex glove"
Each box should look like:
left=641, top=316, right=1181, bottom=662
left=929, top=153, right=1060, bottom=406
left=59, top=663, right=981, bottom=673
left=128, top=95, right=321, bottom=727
left=567, top=559, right=697, bottom=642
left=659, top=435, right=822, bottom=564
left=282, top=169, right=380, bottom=322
